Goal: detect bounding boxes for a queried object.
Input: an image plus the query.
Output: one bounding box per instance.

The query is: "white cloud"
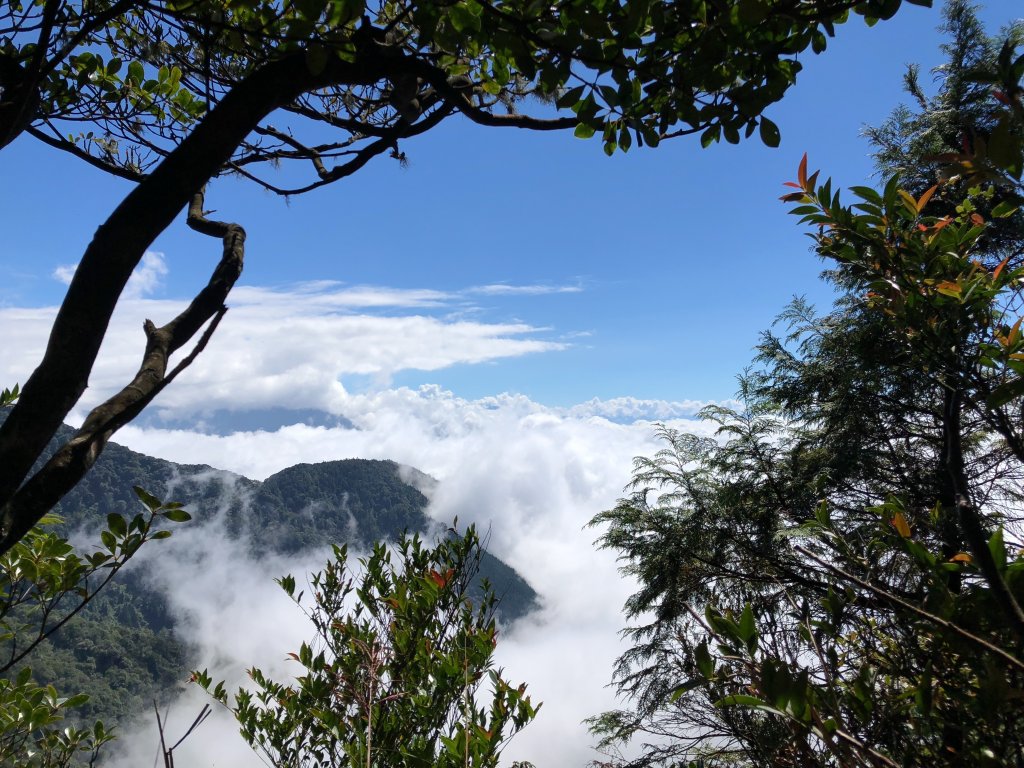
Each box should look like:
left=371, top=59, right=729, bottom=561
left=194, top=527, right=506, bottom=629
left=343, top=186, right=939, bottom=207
left=3, top=272, right=724, bottom=766
left=223, top=279, right=585, bottom=308
left=51, top=250, right=168, bottom=298
left=104, top=478, right=332, bottom=768
left=229, top=281, right=451, bottom=309
left=0, top=283, right=570, bottom=421
left=467, top=282, right=583, bottom=296
left=569, top=395, right=739, bottom=421
left=107, top=388, right=720, bottom=767
left=124, top=251, right=169, bottom=298
left=52, top=263, right=77, bottom=285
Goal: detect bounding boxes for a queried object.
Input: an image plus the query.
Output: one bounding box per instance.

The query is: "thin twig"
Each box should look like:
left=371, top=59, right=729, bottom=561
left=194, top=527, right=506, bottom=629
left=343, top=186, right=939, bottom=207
left=795, top=545, right=1024, bottom=671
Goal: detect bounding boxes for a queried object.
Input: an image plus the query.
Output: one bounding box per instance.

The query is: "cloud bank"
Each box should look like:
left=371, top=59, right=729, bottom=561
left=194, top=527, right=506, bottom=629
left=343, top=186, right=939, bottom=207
left=5, top=269, right=726, bottom=766
left=102, top=388, right=719, bottom=767
left=0, top=278, right=576, bottom=421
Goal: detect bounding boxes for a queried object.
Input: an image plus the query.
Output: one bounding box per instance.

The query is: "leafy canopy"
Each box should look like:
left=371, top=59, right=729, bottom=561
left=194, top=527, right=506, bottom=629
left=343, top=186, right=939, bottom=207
left=3, top=0, right=931, bottom=181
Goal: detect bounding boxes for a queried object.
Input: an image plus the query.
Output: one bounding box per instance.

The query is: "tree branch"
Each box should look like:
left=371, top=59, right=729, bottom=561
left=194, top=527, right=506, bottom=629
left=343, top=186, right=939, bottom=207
left=0, top=43, right=415, bottom=547
left=0, top=188, right=243, bottom=553
left=419, top=68, right=577, bottom=131
left=230, top=102, right=455, bottom=196
left=795, top=546, right=1024, bottom=672
left=27, top=124, right=148, bottom=182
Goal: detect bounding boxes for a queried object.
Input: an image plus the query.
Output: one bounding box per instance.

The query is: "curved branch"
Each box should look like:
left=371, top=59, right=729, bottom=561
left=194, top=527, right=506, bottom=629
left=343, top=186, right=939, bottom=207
left=231, top=101, right=455, bottom=196
left=27, top=125, right=148, bottom=182
left=455, top=107, right=577, bottom=131
left=421, top=68, right=578, bottom=131
left=0, top=46, right=403, bottom=536
left=0, top=188, right=243, bottom=553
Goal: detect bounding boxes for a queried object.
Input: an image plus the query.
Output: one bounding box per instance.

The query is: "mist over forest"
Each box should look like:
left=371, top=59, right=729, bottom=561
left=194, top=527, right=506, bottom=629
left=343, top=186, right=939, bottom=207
left=2, top=0, right=1024, bottom=766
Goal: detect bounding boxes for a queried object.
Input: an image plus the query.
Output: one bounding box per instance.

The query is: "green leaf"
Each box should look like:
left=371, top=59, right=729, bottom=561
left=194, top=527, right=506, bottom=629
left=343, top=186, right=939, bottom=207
left=161, top=508, right=191, bottom=523
left=989, top=527, right=1007, bottom=574
left=574, top=123, right=596, bottom=139
left=134, top=486, right=161, bottom=511
left=305, top=44, right=329, bottom=76
left=100, top=530, right=116, bottom=552
left=127, top=60, right=144, bottom=85
left=738, top=603, right=757, bottom=653
left=106, top=513, right=127, bottom=537
left=556, top=85, right=585, bottom=110
left=694, top=640, right=714, bottom=678
left=449, top=4, right=481, bottom=33
left=700, top=125, right=719, bottom=148
left=992, top=200, right=1019, bottom=218
left=714, top=694, right=790, bottom=720
left=758, top=117, right=780, bottom=148
left=989, top=115, right=1022, bottom=179
left=669, top=678, right=703, bottom=701
left=987, top=377, right=1024, bottom=409
left=737, top=0, right=768, bottom=24
left=60, top=693, right=89, bottom=709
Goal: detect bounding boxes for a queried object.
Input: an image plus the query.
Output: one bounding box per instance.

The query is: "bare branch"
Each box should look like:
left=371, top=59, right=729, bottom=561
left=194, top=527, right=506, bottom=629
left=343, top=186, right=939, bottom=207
left=27, top=125, right=148, bottom=182
left=0, top=46, right=410, bottom=547
left=229, top=101, right=455, bottom=196
left=0, top=188, right=244, bottom=553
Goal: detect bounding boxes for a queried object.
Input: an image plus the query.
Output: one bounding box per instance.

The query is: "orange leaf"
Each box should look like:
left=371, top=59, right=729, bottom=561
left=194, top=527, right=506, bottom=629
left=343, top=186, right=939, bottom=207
left=782, top=181, right=801, bottom=189
left=427, top=568, right=455, bottom=588
left=891, top=512, right=911, bottom=538
left=971, top=213, right=985, bottom=226
left=916, top=184, right=939, bottom=211
left=797, top=153, right=808, bottom=188
left=993, top=254, right=1011, bottom=281
left=950, top=552, right=973, bottom=563
left=1009, top=316, right=1023, bottom=346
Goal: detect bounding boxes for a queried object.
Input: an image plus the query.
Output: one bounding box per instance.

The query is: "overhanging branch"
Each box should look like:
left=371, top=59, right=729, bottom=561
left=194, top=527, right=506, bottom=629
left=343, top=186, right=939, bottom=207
left=0, top=188, right=243, bottom=553
left=28, top=124, right=148, bottom=183
left=0, top=46, right=400, bottom=530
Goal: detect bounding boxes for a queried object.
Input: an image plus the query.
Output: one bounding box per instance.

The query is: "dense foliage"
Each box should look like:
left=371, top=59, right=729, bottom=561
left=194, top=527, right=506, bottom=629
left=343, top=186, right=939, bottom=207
left=3, top=0, right=930, bottom=174
left=197, top=527, right=539, bottom=768
left=589, top=5, right=1024, bottom=766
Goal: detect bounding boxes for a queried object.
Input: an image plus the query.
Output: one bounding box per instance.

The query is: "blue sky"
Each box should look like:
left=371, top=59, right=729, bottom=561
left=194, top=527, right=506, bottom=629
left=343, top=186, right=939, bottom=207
left=4, top=0, right=1019, bottom=410
left=3, top=4, right=1024, bottom=766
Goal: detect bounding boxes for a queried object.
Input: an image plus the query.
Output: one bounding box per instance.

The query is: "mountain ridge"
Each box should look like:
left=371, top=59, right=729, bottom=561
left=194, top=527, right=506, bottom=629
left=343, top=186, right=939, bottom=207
left=1, top=408, right=537, bottom=726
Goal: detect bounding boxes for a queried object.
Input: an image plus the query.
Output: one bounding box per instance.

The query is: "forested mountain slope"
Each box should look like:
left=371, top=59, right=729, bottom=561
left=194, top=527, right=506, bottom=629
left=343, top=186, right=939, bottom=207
left=2, top=410, right=537, bottom=725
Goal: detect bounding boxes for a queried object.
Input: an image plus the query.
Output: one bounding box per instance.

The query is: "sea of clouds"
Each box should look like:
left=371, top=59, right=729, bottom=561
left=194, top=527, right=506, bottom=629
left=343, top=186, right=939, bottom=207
left=1, top=254, right=729, bottom=766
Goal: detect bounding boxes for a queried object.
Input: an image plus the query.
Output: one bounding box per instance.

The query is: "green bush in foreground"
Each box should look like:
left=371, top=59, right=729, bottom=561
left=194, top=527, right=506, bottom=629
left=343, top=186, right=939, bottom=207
left=197, top=527, right=538, bottom=768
